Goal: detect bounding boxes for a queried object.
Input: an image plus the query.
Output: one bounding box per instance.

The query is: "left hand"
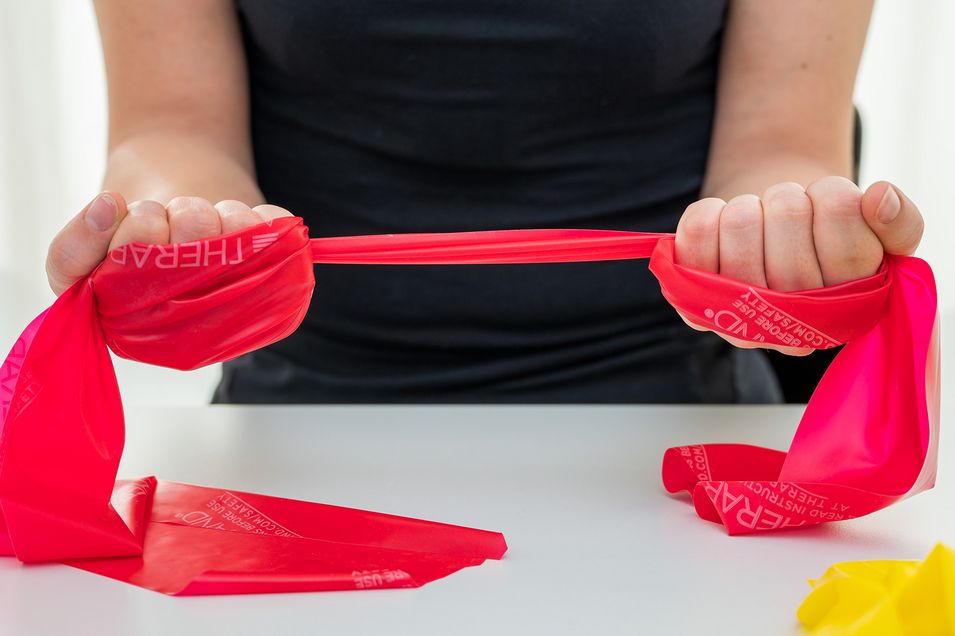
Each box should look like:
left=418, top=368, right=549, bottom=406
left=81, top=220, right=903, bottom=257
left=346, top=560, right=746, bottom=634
left=674, top=176, right=924, bottom=355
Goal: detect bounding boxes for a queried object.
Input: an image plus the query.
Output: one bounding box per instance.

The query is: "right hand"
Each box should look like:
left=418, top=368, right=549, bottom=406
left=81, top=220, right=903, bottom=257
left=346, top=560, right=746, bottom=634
left=46, top=193, right=293, bottom=295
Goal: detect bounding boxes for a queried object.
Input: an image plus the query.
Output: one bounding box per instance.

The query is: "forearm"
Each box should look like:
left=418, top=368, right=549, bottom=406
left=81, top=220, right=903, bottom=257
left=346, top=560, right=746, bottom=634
left=103, top=131, right=264, bottom=206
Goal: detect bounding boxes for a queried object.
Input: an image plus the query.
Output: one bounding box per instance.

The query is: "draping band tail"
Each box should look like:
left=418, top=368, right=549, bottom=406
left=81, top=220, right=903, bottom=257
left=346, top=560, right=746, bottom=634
left=0, top=215, right=940, bottom=597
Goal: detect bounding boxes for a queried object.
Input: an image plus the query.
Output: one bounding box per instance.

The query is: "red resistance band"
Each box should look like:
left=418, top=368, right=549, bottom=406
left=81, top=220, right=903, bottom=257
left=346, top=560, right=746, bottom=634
left=0, top=216, right=939, bottom=594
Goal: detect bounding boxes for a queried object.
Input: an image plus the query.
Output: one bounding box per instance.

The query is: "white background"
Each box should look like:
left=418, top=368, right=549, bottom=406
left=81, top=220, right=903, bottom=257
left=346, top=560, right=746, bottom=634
left=1, top=1, right=953, bottom=405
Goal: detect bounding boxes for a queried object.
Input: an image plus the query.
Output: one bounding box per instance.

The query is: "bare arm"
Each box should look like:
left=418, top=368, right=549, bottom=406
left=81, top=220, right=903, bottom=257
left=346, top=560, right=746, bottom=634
left=95, top=0, right=262, bottom=204
left=701, top=0, right=871, bottom=198
left=47, top=1, right=290, bottom=295
left=675, top=0, right=924, bottom=354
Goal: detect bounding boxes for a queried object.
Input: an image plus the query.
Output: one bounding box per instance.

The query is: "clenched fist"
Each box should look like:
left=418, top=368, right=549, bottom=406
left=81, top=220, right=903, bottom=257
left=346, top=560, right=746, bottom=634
left=674, top=176, right=924, bottom=355
left=46, top=194, right=293, bottom=295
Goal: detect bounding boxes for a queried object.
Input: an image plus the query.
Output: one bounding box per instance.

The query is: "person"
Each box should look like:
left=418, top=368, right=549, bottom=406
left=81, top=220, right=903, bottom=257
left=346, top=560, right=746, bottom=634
left=46, top=1, right=924, bottom=403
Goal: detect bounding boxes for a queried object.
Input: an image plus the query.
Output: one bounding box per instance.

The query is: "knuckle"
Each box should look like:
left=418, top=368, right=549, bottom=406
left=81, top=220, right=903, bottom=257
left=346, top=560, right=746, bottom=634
left=679, top=220, right=712, bottom=244
left=167, top=196, right=213, bottom=216
left=166, top=196, right=192, bottom=210
left=687, top=197, right=727, bottom=211
left=727, top=193, right=761, bottom=208
left=679, top=207, right=720, bottom=242
left=167, top=197, right=219, bottom=235
left=251, top=204, right=293, bottom=220
left=215, top=199, right=248, bottom=209
left=809, top=175, right=857, bottom=192
left=763, top=184, right=812, bottom=222
left=720, top=195, right=762, bottom=232
left=807, top=178, right=863, bottom=221
left=214, top=199, right=254, bottom=218
left=762, top=181, right=804, bottom=200
left=133, top=213, right=170, bottom=244
left=815, top=192, right=862, bottom=221
left=127, top=199, right=167, bottom=217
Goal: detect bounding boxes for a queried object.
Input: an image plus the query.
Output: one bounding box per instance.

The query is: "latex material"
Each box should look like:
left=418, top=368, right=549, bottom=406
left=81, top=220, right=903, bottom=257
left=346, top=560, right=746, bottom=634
left=0, top=216, right=939, bottom=595
left=315, top=223, right=940, bottom=534
left=797, top=544, right=955, bottom=635
left=0, top=217, right=505, bottom=594
left=658, top=242, right=940, bottom=534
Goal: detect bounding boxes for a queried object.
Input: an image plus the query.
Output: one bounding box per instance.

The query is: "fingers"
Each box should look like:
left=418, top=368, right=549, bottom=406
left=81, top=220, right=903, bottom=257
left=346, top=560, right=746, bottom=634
left=860, top=181, right=924, bottom=256
left=251, top=203, right=293, bottom=222
left=672, top=176, right=916, bottom=358
left=109, top=200, right=170, bottom=252
left=215, top=199, right=262, bottom=234
left=45, top=194, right=290, bottom=296
left=47, top=192, right=128, bottom=295
left=718, top=194, right=767, bottom=287
left=112, top=198, right=279, bottom=252
left=675, top=197, right=723, bottom=272
left=762, top=182, right=824, bottom=292
left=167, top=196, right=223, bottom=244
left=675, top=194, right=807, bottom=355
left=215, top=200, right=293, bottom=234
left=674, top=198, right=724, bottom=337
left=807, top=176, right=883, bottom=286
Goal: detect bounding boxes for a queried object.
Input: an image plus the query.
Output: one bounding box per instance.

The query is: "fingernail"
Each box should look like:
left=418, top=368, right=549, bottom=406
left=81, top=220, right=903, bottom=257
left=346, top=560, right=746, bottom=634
left=84, top=193, right=118, bottom=232
left=876, top=186, right=901, bottom=224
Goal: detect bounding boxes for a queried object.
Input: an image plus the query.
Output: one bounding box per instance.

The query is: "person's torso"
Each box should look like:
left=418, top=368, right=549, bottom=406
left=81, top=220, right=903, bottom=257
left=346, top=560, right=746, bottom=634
left=219, top=1, right=764, bottom=403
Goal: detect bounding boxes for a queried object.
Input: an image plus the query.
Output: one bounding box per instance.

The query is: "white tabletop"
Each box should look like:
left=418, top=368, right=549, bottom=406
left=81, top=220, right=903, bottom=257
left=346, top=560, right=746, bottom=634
left=1, top=402, right=952, bottom=636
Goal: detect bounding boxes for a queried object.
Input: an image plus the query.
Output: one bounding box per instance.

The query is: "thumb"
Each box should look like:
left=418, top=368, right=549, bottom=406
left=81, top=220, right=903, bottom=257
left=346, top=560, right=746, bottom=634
left=861, top=181, right=924, bottom=256
left=46, top=192, right=128, bottom=295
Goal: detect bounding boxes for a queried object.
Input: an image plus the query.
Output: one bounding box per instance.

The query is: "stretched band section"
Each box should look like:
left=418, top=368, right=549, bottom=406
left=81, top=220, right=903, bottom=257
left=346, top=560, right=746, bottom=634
left=310, top=228, right=663, bottom=264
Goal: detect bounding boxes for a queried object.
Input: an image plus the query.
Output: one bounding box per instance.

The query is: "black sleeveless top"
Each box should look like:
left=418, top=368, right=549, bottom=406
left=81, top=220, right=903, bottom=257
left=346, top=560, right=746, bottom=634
left=215, top=0, right=782, bottom=403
